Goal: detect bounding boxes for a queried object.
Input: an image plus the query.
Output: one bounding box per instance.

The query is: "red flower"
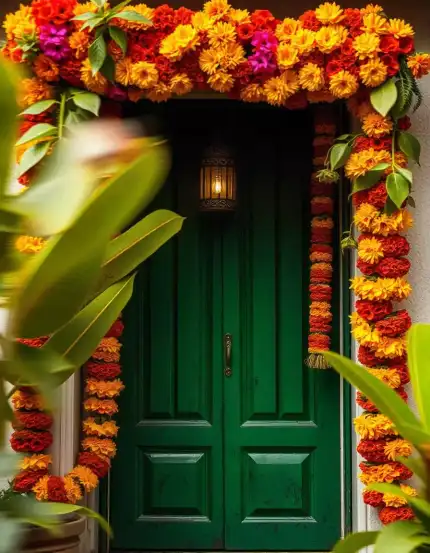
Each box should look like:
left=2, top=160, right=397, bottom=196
left=19, top=120, right=36, bottom=138
left=343, top=8, right=362, bottom=28
left=251, top=9, right=275, bottom=26
left=47, top=476, right=69, bottom=503
left=299, top=10, right=322, bottom=31
left=129, top=43, right=154, bottom=63
left=391, top=365, right=410, bottom=385
left=375, top=310, right=412, bottom=337
left=174, top=7, right=194, bottom=25
left=13, top=469, right=47, bottom=493
left=382, top=54, right=400, bottom=77
left=310, top=284, right=332, bottom=302
left=311, top=228, right=332, bottom=244
left=380, top=36, right=400, bottom=54
left=237, top=23, right=255, bottom=42
left=398, top=36, right=415, bottom=54
left=397, top=116, right=412, bottom=131
left=379, top=506, right=415, bottom=525
left=106, top=319, right=124, bottom=338
left=311, top=198, right=334, bottom=215
left=376, top=257, right=411, bottom=278
left=356, top=392, right=379, bottom=413
left=18, top=336, right=49, bottom=348
left=59, top=59, right=84, bottom=87
left=357, top=258, right=376, bottom=276
left=356, top=299, right=393, bottom=322
left=77, top=452, right=110, bottom=478
left=86, top=361, right=122, bottom=380
left=358, top=439, right=393, bottom=463
left=341, top=38, right=355, bottom=57
left=152, top=4, right=175, bottom=31
left=32, top=0, right=77, bottom=27
left=310, top=318, right=332, bottom=333
left=10, top=430, right=53, bottom=453
left=308, top=332, right=330, bottom=350
left=14, top=411, right=53, bottom=431
left=358, top=344, right=405, bottom=367
left=363, top=489, right=384, bottom=507
left=325, top=60, right=343, bottom=77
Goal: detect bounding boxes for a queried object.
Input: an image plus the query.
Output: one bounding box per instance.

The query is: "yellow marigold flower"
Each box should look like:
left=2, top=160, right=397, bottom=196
left=275, top=18, right=302, bottom=42
left=240, top=83, right=264, bottom=103
left=277, top=43, right=299, bottom=69
left=315, top=2, right=344, bottom=25
left=115, top=57, right=133, bottom=87
left=73, top=2, right=97, bottom=17
left=159, top=34, right=181, bottom=61
left=99, top=337, right=121, bottom=353
left=290, top=28, right=315, bottom=54
left=315, top=25, right=345, bottom=54
left=352, top=320, right=379, bottom=345
left=170, top=73, right=193, bottom=96
left=160, top=25, right=199, bottom=61
left=84, top=398, right=118, bottom=416
left=33, top=474, right=49, bottom=500
left=358, top=237, right=384, bottom=264
left=207, top=71, right=234, bottom=93
left=407, top=53, right=430, bottom=79
left=359, top=463, right=401, bottom=485
left=69, top=465, right=99, bottom=492
left=345, top=148, right=390, bottom=179
left=374, top=336, right=407, bottom=359
left=329, top=70, right=358, bottom=99
left=203, top=0, right=231, bottom=21
left=362, top=113, right=393, bottom=138
left=81, top=59, right=108, bottom=95
left=402, top=209, right=414, bottom=231
left=353, top=32, right=380, bottom=60
left=83, top=417, right=119, bottom=438
left=86, top=378, right=125, bottom=399
left=199, top=48, right=221, bottom=74
left=11, top=390, right=43, bottom=411
left=130, top=61, right=159, bottom=89
left=360, top=57, right=388, bottom=88
left=354, top=413, right=398, bottom=440
left=361, top=13, right=388, bottom=35
left=281, top=70, right=300, bottom=96
left=299, top=63, right=325, bottom=92
left=3, top=5, right=36, bottom=41
left=227, top=8, right=250, bottom=24
left=351, top=276, right=412, bottom=301
left=20, top=454, right=52, bottom=472
left=69, top=31, right=90, bottom=59
left=361, top=4, right=384, bottom=14
left=19, top=78, right=53, bottom=109
left=113, top=4, right=154, bottom=31
left=82, top=437, right=117, bottom=458
left=387, top=18, right=414, bottom=38
left=383, top=484, right=417, bottom=508
left=191, top=12, right=213, bottom=31
left=384, top=439, right=413, bottom=461
left=366, top=368, right=401, bottom=389
left=218, top=43, right=246, bottom=70
left=64, top=475, right=83, bottom=504
left=16, top=236, right=46, bottom=254
left=207, top=21, right=236, bottom=48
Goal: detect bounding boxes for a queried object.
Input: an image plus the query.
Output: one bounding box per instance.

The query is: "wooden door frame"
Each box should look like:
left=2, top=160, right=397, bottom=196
left=96, top=103, right=354, bottom=553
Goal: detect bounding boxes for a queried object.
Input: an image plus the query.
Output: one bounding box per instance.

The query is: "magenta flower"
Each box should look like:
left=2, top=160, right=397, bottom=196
left=249, top=51, right=276, bottom=74
left=251, top=31, right=278, bottom=52
left=39, top=24, right=71, bottom=61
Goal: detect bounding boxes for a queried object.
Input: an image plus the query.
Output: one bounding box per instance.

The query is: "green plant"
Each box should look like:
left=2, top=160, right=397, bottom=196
left=325, top=324, right=430, bottom=553
left=0, top=57, right=183, bottom=551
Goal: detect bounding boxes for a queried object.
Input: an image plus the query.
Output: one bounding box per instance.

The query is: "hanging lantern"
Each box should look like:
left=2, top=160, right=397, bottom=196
left=200, top=145, right=237, bottom=212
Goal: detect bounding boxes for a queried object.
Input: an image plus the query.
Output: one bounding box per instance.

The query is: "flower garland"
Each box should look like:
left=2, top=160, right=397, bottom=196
left=306, top=106, right=337, bottom=369
left=2, top=0, right=430, bottom=525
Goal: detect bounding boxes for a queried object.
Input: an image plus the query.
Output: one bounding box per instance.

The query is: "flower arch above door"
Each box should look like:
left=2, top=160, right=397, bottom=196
left=3, top=0, right=430, bottom=530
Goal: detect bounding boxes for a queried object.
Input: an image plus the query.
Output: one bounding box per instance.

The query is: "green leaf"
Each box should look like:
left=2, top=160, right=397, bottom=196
left=335, top=134, right=354, bottom=143
left=108, top=26, right=128, bottom=54
left=372, top=484, right=430, bottom=521
left=47, top=274, right=135, bottom=372
left=407, top=324, right=430, bottom=431
left=330, top=143, right=352, bottom=171
left=72, top=12, right=100, bottom=21
left=109, top=0, right=132, bottom=16
left=0, top=60, right=20, bottom=199
left=323, top=351, right=426, bottom=444
left=81, top=16, right=105, bottom=30
left=20, top=99, right=57, bottom=116
left=371, top=78, right=398, bottom=116
left=352, top=165, right=388, bottom=193
left=100, top=54, right=116, bottom=82
left=386, top=171, right=410, bottom=208
left=89, top=34, right=107, bottom=75
left=333, top=531, right=379, bottom=553
left=97, top=210, right=184, bottom=294
left=399, top=131, right=421, bottom=164
left=16, top=123, right=57, bottom=146
left=91, top=0, right=106, bottom=7
left=0, top=452, right=19, bottom=477
left=114, top=10, right=152, bottom=24
left=397, top=166, right=413, bottom=184
left=72, top=92, right=101, bottom=116
left=17, top=141, right=51, bottom=178
left=0, top=518, right=22, bottom=553
left=374, top=520, right=430, bottom=553
left=397, top=456, right=426, bottom=482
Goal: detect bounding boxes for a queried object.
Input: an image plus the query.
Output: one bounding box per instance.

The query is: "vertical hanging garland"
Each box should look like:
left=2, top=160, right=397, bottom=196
left=306, top=106, right=336, bottom=370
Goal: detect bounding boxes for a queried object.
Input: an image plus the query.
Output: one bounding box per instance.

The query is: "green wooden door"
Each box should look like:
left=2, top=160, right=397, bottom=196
left=110, top=103, right=341, bottom=552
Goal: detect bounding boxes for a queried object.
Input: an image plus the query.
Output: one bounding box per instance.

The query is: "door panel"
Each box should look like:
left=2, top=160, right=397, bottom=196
left=223, top=111, right=341, bottom=551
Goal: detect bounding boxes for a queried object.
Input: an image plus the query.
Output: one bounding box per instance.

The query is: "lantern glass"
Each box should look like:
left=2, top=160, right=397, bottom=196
left=200, top=146, right=236, bottom=212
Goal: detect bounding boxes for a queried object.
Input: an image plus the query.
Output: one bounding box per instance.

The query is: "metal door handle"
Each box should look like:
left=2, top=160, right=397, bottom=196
left=224, top=333, right=232, bottom=377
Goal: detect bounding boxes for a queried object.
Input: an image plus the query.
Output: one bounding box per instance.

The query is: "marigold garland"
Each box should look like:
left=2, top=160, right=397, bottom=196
left=3, top=0, right=429, bottom=527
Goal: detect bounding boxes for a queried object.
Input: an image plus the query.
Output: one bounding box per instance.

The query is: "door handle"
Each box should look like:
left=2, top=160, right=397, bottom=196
left=224, top=333, right=232, bottom=377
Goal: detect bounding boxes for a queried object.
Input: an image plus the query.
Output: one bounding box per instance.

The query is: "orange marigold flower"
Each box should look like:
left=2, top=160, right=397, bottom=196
left=84, top=398, right=118, bottom=416
left=359, top=463, right=401, bottom=485
left=83, top=417, right=119, bottom=438
left=358, top=236, right=384, bottom=264
left=359, top=58, right=388, bottom=88
left=170, top=73, right=193, bottom=96
left=361, top=13, right=388, bottom=34
left=115, top=57, right=133, bottom=87
left=11, top=390, right=44, bottom=411
left=32, top=474, right=49, bottom=500
left=384, top=438, right=413, bottom=461
left=353, top=32, right=380, bottom=60
left=33, top=54, right=59, bottom=82
left=85, top=378, right=124, bottom=399
left=81, top=58, right=108, bottom=95
left=362, top=113, right=393, bottom=138
left=299, top=63, right=325, bottom=92
left=82, top=437, right=117, bottom=458
left=240, top=84, right=265, bottom=103
left=69, top=31, right=90, bottom=59
left=3, top=5, right=36, bottom=41
left=130, top=61, right=159, bottom=89
left=361, top=4, right=384, bottom=14
left=387, top=18, right=414, bottom=38
left=111, top=4, right=154, bottom=31
left=383, top=484, right=417, bottom=508
left=69, top=465, right=99, bottom=492
left=315, top=25, right=346, bottom=54
left=275, top=18, right=302, bottom=42
left=16, top=236, right=46, bottom=254
left=20, top=454, right=52, bottom=471
left=354, top=413, right=398, bottom=440
left=315, top=2, right=344, bottom=25
left=203, top=0, right=230, bottom=21
left=407, top=53, right=430, bottom=79
left=64, top=475, right=83, bottom=504
left=329, top=70, right=358, bottom=98
left=19, top=78, right=53, bottom=109
left=345, top=148, right=390, bottom=179
left=208, top=71, right=235, bottom=93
